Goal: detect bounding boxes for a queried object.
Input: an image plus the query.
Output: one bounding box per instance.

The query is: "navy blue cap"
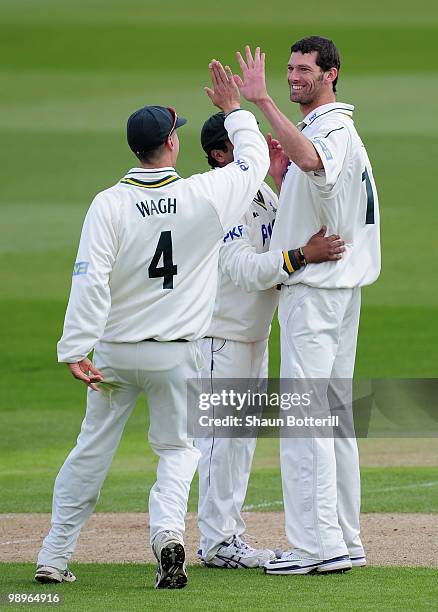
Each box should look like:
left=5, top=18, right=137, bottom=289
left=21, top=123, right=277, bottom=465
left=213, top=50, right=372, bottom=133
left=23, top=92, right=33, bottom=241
left=127, top=105, right=187, bottom=156
left=201, top=112, right=228, bottom=153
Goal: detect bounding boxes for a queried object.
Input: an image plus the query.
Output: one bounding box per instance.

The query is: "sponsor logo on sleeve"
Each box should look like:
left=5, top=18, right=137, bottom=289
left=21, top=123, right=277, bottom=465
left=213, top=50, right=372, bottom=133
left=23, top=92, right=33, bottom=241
left=234, top=159, right=249, bottom=171
left=312, top=137, right=333, bottom=160
left=73, top=261, right=89, bottom=276
left=223, top=225, right=244, bottom=242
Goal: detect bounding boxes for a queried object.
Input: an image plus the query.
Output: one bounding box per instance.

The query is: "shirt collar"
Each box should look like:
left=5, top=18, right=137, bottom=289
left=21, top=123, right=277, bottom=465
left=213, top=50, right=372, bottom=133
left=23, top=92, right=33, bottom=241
left=123, top=167, right=179, bottom=180
left=297, top=102, right=355, bottom=130
left=120, top=167, right=181, bottom=189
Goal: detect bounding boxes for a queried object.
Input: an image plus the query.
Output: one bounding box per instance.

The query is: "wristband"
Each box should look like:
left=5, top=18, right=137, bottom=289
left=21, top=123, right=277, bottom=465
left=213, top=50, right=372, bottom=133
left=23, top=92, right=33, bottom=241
left=282, top=249, right=301, bottom=275
left=282, top=250, right=295, bottom=274
left=298, top=247, right=308, bottom=266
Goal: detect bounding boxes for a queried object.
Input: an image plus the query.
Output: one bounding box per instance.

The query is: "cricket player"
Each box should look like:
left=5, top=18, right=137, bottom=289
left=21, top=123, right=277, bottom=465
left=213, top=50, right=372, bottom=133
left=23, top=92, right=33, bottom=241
left=233, top=39, right=381, bottom=575
left=35, top=60, right=271, bottom=590
left=196, top=112, right=347, bottom=569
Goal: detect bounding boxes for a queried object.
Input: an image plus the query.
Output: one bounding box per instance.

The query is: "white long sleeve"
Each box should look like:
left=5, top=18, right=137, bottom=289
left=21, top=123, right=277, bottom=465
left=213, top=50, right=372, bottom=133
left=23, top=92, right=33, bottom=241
left=220, top=223, right=289, bottom=292
left=185, top=109, right=269, bottom=231
left=57, top=192, right=119, bottom=362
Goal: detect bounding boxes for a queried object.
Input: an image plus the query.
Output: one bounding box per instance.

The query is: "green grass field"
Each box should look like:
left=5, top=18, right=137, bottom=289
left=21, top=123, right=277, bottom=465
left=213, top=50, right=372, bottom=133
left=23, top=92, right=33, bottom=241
left=1, top=384, right=438, bottom=512
left=1, top=565, right=438, bottom=612
left=1, top=0, right=437, bottom=610
left=1, top=565, right=437, bottom=612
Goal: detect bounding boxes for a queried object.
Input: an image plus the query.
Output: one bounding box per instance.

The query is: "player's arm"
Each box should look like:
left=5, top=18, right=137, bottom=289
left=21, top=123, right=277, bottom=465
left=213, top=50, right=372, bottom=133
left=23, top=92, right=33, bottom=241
left=220, top=223, right=288, bottom=291
left=257, top=99, right=321, bottom=173
left=190, top=60, right=269, bottom=231
left=57, top=192, right=119, bottom=379
left=222, top=226, right=345, bottom=292
left=234, top=46, right=322, bottom=173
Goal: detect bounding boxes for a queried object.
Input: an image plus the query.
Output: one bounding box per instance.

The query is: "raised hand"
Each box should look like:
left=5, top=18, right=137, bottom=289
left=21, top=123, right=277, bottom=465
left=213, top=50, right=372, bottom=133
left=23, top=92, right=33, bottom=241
left=267, top=133, right=289, bottom=186
left=205, top=59, right=240, bottom=115
left=234, top=45, right=269, bottom=104
left=302, top=227, right=346, bottom=263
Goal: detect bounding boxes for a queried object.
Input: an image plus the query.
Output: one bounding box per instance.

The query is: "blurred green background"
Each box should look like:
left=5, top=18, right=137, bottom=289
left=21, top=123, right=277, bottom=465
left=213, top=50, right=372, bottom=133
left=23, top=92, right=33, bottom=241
left=1, top=0, right=437, bottom=514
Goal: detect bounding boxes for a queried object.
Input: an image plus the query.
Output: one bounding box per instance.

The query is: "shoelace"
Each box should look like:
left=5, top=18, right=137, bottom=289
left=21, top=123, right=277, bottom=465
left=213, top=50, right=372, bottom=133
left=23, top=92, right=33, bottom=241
left=232, top=535, right=254, bottom=552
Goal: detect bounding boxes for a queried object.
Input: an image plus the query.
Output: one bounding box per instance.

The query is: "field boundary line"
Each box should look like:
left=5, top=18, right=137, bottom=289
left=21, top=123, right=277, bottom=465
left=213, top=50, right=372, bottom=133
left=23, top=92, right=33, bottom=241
left=243, top=501, right=283, bottom=510
left=368, top=480, right=438, bottom=493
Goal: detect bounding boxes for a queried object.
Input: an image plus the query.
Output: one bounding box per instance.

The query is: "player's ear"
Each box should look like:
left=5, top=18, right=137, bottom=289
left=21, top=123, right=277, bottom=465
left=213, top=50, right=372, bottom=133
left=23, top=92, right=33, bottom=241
left=325, top=67, right=338, bottom=86
left=167, top=134, right=175, bottom=150
left=210, top=148, right=224, bottom=165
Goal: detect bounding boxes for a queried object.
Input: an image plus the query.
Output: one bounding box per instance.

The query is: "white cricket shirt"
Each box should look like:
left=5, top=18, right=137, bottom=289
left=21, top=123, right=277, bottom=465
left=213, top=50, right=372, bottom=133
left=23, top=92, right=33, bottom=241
left=57, top=110, right=269, bottom=362
left=207, top=182, right=288, bottom=342
left=270, top=102, right=381, bottom=288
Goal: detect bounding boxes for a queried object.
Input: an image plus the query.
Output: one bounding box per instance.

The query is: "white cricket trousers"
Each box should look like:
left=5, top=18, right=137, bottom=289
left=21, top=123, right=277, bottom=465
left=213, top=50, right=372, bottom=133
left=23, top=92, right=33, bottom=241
left=196, top=338, right=268, bottom=560
left=278, top=284, right=364, bottom=560
left=38, top=340, right=202, bottom=570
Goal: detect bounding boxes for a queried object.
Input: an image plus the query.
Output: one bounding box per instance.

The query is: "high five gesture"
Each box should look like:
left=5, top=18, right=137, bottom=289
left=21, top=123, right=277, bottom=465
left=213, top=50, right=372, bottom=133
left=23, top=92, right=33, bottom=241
left=234, top=46, right=269, bottom=104
left=205, top=60, right=240, bottom=115
left=234, top=44, right=322, bottom=172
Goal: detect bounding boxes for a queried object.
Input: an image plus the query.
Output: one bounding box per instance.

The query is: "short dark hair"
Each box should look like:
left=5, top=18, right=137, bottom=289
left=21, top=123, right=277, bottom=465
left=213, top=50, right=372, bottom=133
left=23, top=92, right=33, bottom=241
left=291, top=36, right=341, bottom=93
left=206, top=140, right=230, bottom=168
left=136, top=142, right=166, bottom=165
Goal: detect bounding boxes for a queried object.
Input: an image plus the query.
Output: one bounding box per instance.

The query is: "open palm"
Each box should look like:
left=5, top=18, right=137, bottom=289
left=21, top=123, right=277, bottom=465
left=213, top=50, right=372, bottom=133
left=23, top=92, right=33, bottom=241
left=234, top=46, right=268, bottom=103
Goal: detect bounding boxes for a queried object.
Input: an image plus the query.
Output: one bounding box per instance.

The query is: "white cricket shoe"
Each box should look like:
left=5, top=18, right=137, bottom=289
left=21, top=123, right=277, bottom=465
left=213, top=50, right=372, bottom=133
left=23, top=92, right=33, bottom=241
left=264, top=551, right=352, bottom=575
left=152, top=530, right=187, bottom=589
left=202, top=535, right=275, bottom=569
left=350, top=555, right=367, bottom=567
left=34, top=565, right=77, bottom=583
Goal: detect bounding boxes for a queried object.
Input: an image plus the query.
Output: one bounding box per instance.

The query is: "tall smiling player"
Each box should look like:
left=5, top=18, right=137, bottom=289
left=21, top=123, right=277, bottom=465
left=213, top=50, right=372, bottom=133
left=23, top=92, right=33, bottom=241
left=233, top=39, right=380, bottom=575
